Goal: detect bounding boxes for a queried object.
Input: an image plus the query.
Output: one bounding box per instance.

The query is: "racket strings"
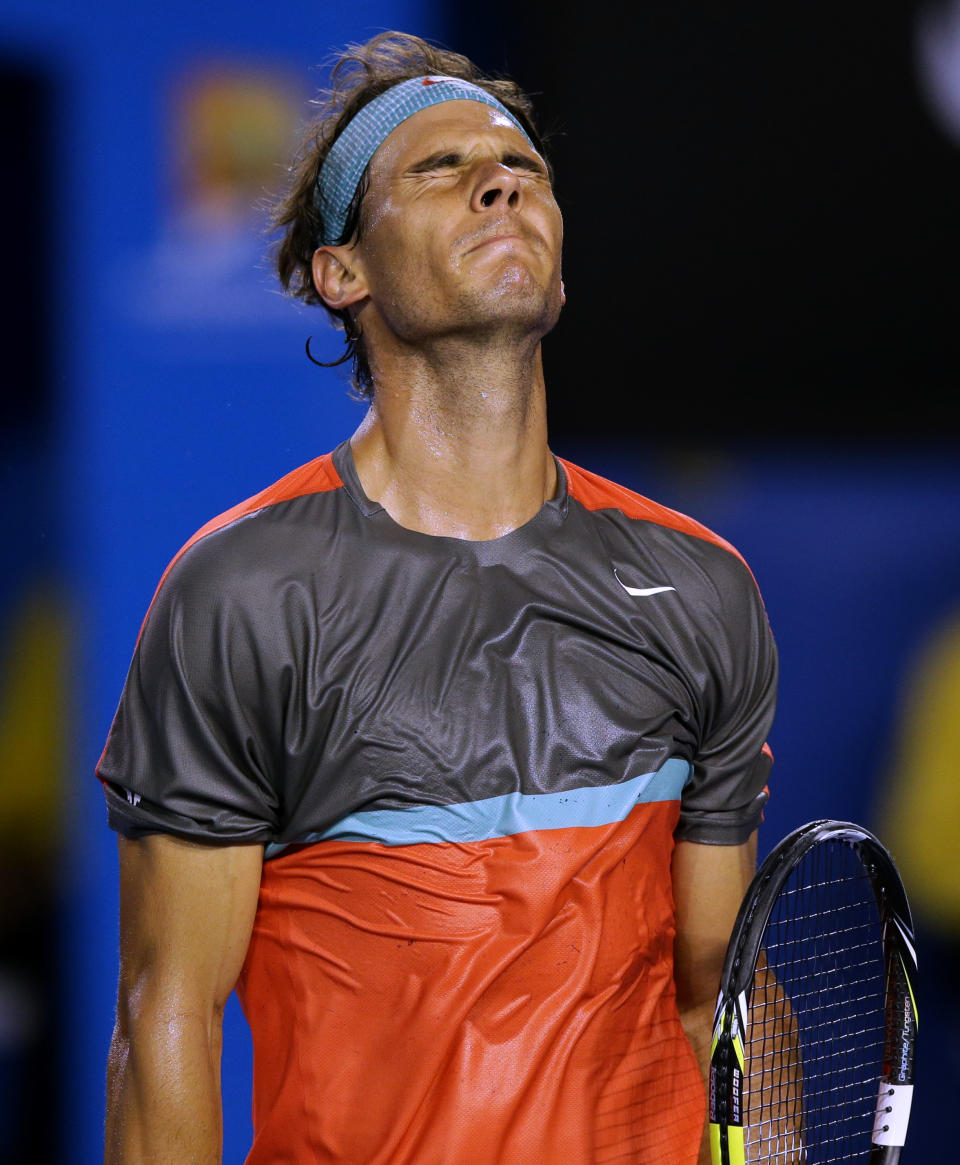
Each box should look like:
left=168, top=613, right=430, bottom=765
left=739, top=845, right=887, bottom=1163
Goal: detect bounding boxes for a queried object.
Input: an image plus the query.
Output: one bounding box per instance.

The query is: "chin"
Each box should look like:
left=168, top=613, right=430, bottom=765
left=497, top=269, right=563, bottom=325
left=446, top=263, right=563, bottom=337
left=470, top=292, right=562, bottom=342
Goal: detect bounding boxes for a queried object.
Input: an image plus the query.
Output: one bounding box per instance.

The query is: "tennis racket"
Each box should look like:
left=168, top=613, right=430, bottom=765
left=708, top=819, right=918, bottom=1163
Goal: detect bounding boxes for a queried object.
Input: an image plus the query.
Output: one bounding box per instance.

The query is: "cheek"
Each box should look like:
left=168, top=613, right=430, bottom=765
left=360, top=193, right=401, bottom=250
left=528, top=190, right=563, bottom=247
left=546, top=200, right=564, bottom=245
left=361, top=215, right=444, bottom=301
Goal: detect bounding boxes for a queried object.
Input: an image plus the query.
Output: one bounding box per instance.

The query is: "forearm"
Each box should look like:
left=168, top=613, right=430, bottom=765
left=748, top=961, right=804, bottom=1154
left=672, top=835, right=758, bottom=1165
left=675, top=923, right=728, bottom=1165
left=677, top=996, right=715, bottom=1084
left=678, top=995, right=719, bottom=1165
left=105, top=1003, right=224, bottom=1165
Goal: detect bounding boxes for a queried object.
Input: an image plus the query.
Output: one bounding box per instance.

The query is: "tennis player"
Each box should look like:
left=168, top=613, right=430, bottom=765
left=99, top=31, right=778, bottom=1165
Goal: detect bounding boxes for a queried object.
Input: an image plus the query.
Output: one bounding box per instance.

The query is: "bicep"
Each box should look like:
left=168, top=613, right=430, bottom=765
left=672, top=832, right=756, bottom=1009
left=116, top=833, right=263, bottom=1018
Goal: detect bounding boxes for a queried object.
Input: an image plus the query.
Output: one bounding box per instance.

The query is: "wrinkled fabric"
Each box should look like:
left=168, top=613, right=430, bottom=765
left=97, top=441, right=778, bottom=1163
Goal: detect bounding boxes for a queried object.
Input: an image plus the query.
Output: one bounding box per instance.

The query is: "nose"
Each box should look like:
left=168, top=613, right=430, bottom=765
left=470, top=160, right=523, bottom=213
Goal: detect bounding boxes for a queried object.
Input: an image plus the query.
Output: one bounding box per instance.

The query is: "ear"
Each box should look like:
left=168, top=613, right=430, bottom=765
left=560, top=278, right=566, bottom=307
left=312, top=246, right=369, bottom=311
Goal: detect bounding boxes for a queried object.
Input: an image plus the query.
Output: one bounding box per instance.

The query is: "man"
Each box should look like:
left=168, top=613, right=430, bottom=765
left=99, top=31, right=777, bottom=1165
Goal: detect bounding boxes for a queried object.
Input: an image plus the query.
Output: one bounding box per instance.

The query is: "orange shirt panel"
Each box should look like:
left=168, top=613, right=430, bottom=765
left=237, top=801, right=704, bottom=1164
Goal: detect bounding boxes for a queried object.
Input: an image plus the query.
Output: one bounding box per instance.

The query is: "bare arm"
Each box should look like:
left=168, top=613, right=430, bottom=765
left=747, top=953, right=805, bottom=1160
left=105, top=834, right=263, bottom=1165
left=673, top=832, right=757, bottom=1165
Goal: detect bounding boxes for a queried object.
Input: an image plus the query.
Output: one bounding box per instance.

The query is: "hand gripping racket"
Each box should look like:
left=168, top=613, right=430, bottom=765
left=708, top=819, right=918, bottom=1163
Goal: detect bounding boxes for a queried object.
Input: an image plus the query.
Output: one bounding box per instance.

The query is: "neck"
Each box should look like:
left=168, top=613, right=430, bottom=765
left=350, top=340, right=555, bottom=540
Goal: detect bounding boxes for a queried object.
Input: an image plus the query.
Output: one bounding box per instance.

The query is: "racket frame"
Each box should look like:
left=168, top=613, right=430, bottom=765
left=707, top=819, right=918, bottom=1165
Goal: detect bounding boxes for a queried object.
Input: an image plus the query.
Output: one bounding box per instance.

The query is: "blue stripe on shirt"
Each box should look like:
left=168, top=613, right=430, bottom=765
left=266, top=757, right=691, bottom=856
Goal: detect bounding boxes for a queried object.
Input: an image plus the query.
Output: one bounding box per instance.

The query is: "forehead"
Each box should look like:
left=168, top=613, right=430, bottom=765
left=369, top=100, right=536, bottom=174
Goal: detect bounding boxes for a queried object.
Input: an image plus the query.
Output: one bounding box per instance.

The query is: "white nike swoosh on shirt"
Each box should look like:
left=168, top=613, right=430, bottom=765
left=614, top=569, right=677, bottom=598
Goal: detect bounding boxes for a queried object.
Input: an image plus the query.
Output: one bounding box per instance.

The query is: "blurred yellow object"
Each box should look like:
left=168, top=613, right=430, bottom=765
left=879, top=610, right=960, bottom=932
left=172, top=64, right=302, bottom=224
left=0, top=589, right=67, bottom=855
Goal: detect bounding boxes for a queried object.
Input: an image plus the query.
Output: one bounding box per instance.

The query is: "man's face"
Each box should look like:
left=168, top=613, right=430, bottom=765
left=347, top=99, right=565, bottom=347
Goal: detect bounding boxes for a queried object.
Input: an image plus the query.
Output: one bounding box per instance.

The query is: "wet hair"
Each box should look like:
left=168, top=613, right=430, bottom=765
left=270, top=30, right=551, bottom=399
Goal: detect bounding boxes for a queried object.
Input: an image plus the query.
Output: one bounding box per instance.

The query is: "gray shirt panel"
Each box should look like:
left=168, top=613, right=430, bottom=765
left=99, top=443, right=777, bottom=848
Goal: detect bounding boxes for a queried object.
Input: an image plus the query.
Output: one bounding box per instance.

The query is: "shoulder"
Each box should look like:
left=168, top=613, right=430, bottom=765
left=140, top=450, right=347, bottom=635
left=559, top=455, right=755, bottom=583
left=559, top=457, right=773, bottom=641
left=173, top=450, right=343, bottom=572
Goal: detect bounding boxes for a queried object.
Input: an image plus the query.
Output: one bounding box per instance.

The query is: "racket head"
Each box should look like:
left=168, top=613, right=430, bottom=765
left=708, top=819, right=918, bottom=1164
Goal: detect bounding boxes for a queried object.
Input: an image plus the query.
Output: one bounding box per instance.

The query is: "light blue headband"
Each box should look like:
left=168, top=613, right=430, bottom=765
left=314, top=75, right=533, bottom=246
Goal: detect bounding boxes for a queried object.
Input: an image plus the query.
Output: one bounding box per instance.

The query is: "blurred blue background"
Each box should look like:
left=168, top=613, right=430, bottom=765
left=1, top=0, right=958, bottom=1161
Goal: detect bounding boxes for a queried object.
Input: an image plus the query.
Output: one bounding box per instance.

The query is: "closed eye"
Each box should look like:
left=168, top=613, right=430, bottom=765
left=407, top=149, right=550, bottom=179
left=408, top=151, right=464, bottom=174
left=499, top=152, right=549, bottom=178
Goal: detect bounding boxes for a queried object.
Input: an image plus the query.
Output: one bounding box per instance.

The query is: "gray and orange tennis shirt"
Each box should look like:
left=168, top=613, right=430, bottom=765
left=98, top=440, right=777, bottom=1164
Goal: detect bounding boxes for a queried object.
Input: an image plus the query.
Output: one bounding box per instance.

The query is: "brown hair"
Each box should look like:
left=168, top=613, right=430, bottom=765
left=270, top=30, right=551, bottom=398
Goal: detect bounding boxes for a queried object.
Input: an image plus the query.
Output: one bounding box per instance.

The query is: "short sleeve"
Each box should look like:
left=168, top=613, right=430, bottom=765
left=97, top=531, right=282, bottom=844
left=675, top=552, right=778, bottom=845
